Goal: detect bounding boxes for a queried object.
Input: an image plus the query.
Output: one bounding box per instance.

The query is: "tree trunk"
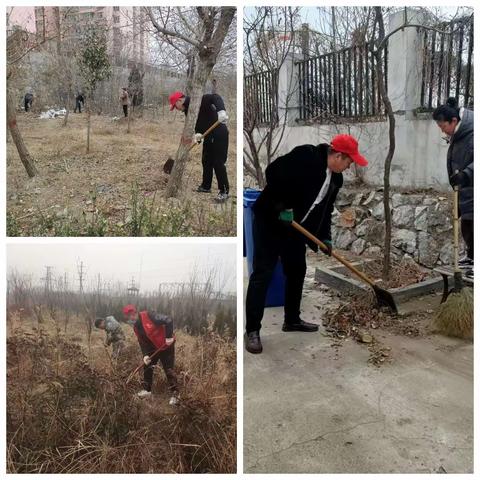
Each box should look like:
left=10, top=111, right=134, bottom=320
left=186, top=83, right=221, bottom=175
left=86, top=107, right=91, bottom=153
left=374, top=7, right=395, bottom=281
left=63, top=108, right=69, bottom=127
left=127, top=101, right=132, bottom=133
left=7, top=88, right=38, bottom=177
left=165, top=60, right=212, bottom=198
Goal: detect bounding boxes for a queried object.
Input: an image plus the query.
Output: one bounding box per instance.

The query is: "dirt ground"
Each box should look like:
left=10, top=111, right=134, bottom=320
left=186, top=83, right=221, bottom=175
left=7, top=111, right=237, bottom=236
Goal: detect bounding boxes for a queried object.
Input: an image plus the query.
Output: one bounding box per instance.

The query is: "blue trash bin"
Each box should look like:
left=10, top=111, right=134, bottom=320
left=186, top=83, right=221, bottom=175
left=243, top=188, right=286, bottom=307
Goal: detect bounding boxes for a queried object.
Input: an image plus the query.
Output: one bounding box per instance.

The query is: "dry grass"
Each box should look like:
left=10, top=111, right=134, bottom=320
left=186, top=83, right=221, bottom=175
left=7, top=113, right=237, bottom=236
left=6, top=314, right=236, bottom=473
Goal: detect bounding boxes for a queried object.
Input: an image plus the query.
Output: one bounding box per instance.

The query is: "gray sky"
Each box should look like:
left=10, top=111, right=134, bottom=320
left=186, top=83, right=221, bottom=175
left=7, top=243, right=236, bottom=294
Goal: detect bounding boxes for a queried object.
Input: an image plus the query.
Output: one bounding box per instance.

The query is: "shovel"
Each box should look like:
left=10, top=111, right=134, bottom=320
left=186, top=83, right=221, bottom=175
left=163, top=119, right=221, bottom=174
left=291, top=220, right=398, bottom=313
left=125, top=346, right=165, bottom=385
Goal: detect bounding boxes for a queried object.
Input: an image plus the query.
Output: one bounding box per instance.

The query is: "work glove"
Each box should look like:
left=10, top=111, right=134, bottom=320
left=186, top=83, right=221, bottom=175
left=319, top=239, right=332, bottom=256
left=194, top=133, right=203, bottom=144
left=450, top=170, right=470, bottom=188
left=165, top=338, right=174, bottom=346
left=278, top=209, right=294, bottom=224
left=217, top=110, right=228, bottom=123
left=143, top=355, right=152, bottom=366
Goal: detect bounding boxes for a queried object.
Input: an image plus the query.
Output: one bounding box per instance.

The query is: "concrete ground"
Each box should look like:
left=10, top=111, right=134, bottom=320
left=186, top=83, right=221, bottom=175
left=243, top=258, right=473, bottom=473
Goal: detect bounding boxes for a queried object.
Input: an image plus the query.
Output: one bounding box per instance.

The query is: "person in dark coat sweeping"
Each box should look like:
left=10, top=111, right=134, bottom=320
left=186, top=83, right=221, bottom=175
left=245, top=134, right=369, bottom=354
left=169, top=90, right=230, bottom=203
left=123, top=304, right=178, bottom=404
left=433, top=97, right=474, bottom=279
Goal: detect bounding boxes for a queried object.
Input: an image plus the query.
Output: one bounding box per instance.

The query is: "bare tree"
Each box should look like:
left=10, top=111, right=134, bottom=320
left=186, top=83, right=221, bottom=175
left=243, top=7, right=300, bottom=187
left=146, top=7, right=236, bottom=198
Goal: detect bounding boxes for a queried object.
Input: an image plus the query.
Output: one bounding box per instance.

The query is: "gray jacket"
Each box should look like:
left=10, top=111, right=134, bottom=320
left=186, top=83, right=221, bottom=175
left=447, top=108, right=474, bottom=220
left=104, top=316, right=125, bottom=345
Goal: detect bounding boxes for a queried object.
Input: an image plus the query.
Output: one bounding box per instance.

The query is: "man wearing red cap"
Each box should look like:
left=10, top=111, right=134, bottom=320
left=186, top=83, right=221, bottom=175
left=123, top=304, right=178, bottom=404
left=169, top=90, right=230, bottom=202
left=245, top=134, right=368, bottom=354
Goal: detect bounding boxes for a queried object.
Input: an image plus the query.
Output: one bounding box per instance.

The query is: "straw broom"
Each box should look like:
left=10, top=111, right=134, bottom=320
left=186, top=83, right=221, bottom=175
left=431, top=183, right=473, bottom=340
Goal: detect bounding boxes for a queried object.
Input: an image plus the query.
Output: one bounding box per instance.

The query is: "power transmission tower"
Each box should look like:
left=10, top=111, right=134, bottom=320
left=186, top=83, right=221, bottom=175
left=77, top=260, right=86, bottom=294
left=41, top=265, right=53, bottom=294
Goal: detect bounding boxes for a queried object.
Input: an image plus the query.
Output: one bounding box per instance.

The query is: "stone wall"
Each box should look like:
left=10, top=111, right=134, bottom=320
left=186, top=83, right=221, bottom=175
left=332, top=187, right=456, bottom=268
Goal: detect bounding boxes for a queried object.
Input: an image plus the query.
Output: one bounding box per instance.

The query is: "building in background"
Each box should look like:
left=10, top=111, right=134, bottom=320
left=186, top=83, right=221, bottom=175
left=32, top=6, right=148, bottom=65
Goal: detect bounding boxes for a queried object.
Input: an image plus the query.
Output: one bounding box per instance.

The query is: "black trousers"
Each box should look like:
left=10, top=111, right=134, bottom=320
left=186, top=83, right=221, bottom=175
left=24, top=99, right=32, bottom=112
left=123, top=105, right=128, bottom=117
left=245, top=216, right=307, bottom=333
left=143, top=344, right=177, bottom=393
left=461, top=218, right=474, bottom=260
left=200, top=126, right=229, bottom=194
left=74, top=101, right=82, bottom=113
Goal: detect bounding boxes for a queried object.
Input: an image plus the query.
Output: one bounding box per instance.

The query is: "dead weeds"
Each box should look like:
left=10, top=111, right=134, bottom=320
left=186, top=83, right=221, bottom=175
left=7, top=114, right=237, bottom=236
left=7, top=323, right=236, bottom=473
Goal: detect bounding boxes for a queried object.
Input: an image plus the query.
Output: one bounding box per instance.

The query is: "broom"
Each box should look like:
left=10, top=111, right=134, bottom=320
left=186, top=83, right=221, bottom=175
left=431, top=181, right=473, bottom=340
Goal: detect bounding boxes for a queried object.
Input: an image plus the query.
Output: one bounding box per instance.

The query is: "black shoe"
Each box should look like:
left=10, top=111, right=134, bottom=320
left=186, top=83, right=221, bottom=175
left=245, top=331, right=263, bottom=354
left=282, top=319, right=319, bottom=332
left=196, top=186, right=211, bottom=193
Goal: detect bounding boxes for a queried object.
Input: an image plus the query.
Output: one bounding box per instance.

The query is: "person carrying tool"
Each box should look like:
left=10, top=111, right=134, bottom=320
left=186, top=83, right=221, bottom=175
left=24, top=92, right=33, bottom=112
left=433, top=97, right=474, bottom=279
left=74, top=92, right=85, bottom=113
left=95, top=315, right=126, bottom=360
left=244, top=134, right=368, bottom=354
left=123, top=304, right=178, bottom=404
left=169, top=90, right=230, bottom=203
left=120, top=87, right=129, bottom=117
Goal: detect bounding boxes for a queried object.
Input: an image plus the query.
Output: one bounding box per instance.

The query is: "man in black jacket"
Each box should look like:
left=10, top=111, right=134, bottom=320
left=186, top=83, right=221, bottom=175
left=24, top=92, right=33, bottom=112
left=245, top=134, right=368, bottom=354
left=123, top=304, right=178, bottom=404
left=170, top=90, right=230, bottom=202
left=74, top=92, right=85, bottom=113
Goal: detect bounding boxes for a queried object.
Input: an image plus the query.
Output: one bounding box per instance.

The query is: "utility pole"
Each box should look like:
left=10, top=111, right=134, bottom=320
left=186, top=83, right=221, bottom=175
left=41, top=265, right=53, bottom=294
left=77, top=260, right=85, bottom=294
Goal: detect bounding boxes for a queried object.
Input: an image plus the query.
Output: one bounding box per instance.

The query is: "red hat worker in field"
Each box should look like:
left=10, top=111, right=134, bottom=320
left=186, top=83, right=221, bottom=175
left=245, top=134, right=368, bottom=354
left=169, top=89, right=230, bottom=203
left=123, top=304, right=178, bottom=405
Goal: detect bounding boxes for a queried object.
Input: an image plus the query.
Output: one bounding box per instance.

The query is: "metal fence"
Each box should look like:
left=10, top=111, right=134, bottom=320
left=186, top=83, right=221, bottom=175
left=420, top=15, right=474, bottom=110
left=244, top=69, right=278, bottom=126
left=296, top=42, right=388, bottom=123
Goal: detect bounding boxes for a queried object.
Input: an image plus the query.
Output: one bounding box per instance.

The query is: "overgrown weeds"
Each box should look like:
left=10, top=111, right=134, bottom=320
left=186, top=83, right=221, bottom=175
left=7, top=326, right=236, bottom=473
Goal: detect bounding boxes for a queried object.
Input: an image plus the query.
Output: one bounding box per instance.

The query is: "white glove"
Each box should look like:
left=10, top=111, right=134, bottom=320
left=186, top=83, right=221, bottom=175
left=194, top=133, right=203, bottom=144
left=165, top=338, right=174, bottom=346
left=143, top=355, right=151, bottom=366
left=217, top=110, right=228, bottom=123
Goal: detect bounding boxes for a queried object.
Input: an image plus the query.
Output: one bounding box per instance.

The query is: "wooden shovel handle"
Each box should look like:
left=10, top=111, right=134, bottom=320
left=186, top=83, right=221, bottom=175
left=125, top=346, right=165, bottom=385
left=187, top=119, right=221, bottom=152
left=291, top=221, right=376, bottom=288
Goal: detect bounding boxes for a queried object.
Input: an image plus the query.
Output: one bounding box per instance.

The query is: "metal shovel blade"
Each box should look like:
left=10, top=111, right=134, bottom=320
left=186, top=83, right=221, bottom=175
left=373, top=284, right=398, bottom=314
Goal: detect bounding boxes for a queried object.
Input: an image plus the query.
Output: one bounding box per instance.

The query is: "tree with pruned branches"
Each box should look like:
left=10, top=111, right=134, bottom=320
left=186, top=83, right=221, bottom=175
left=145, top=6, right=236, bottom=198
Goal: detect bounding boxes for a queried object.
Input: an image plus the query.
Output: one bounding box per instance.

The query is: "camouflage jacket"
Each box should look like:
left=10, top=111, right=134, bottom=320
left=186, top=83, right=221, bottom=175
left=104, top=316, right=126, bottom=345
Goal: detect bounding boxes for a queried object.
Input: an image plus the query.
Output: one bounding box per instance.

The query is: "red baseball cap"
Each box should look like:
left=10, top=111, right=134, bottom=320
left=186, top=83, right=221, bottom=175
left=330, top=134, right=368, bottom=167
left=169, top=91, right=184, bottom=110
left=123, top=304, right=137, bottom=315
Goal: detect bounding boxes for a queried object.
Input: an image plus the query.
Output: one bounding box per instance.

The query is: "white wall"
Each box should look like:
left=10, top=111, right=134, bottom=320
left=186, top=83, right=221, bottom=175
left=262, top=117, right=450, bottom=190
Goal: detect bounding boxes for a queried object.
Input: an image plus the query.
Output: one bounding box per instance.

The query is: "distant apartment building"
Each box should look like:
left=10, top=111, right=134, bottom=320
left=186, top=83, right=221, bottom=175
left=33, top=6, right=148, bottom=65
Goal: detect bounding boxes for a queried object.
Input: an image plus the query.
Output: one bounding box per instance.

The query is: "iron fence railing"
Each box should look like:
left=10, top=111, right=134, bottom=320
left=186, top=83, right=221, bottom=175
left=296, top=42, right=388, bottom=122
left=420, top=15, right=473, bottom=110
left=244, top=69, right=278, bottom=126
